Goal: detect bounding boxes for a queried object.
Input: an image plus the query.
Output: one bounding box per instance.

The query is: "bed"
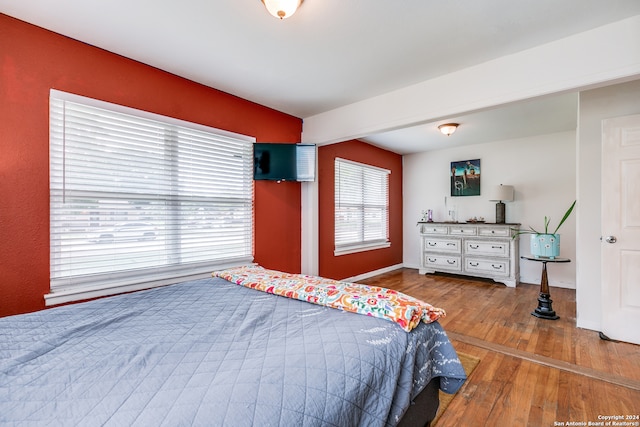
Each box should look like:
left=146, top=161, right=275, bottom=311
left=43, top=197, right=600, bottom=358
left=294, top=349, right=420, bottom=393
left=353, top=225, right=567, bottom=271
left=0, top=268, right=466, bottom=426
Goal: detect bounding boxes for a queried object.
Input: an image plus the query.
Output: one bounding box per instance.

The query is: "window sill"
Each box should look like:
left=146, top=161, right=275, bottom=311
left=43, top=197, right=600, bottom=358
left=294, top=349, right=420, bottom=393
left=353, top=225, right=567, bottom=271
left=334, top=241, right=390, bottom=256
left=45, top=259, right=254, bottom=306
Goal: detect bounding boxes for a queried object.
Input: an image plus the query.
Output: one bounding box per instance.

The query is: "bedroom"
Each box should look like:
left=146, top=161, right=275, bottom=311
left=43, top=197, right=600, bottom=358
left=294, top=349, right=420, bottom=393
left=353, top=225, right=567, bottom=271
left=1, top=1, right=640, bottom=425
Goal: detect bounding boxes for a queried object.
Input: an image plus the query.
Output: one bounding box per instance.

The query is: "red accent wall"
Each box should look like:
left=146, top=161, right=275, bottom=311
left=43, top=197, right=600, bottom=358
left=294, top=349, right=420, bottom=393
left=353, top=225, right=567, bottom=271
left=0, top=14, right=302, bottom=317
left=318, top=140, right=403, bottom=279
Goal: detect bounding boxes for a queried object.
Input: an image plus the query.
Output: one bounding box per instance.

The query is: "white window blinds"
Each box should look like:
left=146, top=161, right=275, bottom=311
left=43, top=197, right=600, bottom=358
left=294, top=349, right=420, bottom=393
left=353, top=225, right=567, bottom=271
left=48, top=90, right=254, bottom=305
left=334, top=158, right=390, bottom=255
left=295, top=144, right=316, bottom=182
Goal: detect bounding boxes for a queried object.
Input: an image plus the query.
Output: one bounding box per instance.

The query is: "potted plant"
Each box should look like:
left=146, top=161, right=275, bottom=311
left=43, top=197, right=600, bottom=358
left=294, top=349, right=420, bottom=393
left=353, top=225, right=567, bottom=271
left=513, top=200, right=576, bottom=259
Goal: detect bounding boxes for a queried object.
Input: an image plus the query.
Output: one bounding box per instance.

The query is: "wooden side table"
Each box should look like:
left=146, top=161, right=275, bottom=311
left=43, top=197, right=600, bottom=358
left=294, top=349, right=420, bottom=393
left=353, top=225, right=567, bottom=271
left=521, top=256, right=571, bottom=320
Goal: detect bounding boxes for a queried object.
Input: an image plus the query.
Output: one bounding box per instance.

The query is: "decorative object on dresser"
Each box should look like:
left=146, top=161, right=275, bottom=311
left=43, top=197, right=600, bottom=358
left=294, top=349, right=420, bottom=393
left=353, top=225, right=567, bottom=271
left=489, top=184, right=514, bottom=224
left=418, top=222, right=520, bottom=287
left=419, top=209, right=434, bottom=223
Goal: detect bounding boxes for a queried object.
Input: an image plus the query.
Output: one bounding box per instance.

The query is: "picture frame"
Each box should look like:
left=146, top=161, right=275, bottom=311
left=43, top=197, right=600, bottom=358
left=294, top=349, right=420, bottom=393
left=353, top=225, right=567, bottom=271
left=450, top=159, right=480, bottom=196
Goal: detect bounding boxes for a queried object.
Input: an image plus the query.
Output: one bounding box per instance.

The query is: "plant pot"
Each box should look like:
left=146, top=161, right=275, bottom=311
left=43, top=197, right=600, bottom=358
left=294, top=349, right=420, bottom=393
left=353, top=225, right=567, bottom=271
left=530, top=234, right=560, bottom=259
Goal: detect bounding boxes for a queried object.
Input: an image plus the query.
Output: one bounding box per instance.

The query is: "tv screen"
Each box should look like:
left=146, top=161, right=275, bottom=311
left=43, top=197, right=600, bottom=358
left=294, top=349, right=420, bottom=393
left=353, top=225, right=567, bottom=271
left=253, top=143, right=316, bottom=182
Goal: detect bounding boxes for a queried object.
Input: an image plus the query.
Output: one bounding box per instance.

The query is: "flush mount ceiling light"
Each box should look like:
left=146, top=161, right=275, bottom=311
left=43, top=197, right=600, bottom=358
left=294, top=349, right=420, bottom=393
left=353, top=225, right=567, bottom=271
left=438, top=123, right=459, bottom=136
left=261, top=0, right=303, bottom=19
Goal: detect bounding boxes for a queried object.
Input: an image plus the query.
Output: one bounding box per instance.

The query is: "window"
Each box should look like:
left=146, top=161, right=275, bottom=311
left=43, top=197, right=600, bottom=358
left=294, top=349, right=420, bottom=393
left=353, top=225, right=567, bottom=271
left=334, top=158, right=390, bottom=255
left=48, top=90, right=254, bottom=305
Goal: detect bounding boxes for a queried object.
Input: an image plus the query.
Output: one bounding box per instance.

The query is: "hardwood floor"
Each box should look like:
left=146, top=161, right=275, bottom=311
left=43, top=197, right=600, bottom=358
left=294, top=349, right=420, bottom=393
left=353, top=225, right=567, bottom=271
left=359, top=268, right=640, bottom=427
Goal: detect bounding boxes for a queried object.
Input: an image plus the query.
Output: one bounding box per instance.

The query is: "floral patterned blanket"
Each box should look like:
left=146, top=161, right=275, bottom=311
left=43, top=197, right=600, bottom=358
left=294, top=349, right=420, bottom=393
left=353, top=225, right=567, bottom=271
left=212, top=265, right=445, bottom=332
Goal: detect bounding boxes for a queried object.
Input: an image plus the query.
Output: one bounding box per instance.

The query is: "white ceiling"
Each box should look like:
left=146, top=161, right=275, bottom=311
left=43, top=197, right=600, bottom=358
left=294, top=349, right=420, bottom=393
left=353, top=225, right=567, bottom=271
left=363, top=92, right=580, bottom=154
left=2, top=0, right=640, bottom=154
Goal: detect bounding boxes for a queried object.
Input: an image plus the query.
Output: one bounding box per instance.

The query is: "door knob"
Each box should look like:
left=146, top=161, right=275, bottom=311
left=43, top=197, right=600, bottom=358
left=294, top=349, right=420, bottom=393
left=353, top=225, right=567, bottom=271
left=604, top=236, right=617, bottom=243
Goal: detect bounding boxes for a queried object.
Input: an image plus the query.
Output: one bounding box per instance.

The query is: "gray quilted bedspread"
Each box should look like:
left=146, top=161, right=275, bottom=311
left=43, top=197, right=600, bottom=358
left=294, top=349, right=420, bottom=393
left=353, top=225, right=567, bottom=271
left=0, top=277, right=466, bottom=426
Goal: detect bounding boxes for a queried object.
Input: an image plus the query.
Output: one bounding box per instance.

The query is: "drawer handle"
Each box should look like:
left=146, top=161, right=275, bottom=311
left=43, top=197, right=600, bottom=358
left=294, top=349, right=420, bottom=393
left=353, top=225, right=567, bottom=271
left=428, top=242, right=437, bottom=246
left=446, top=243, right=456, bottom=246
left=469, top=262, right=479, bottom=267
left=470, top=244, right=479, bottom=249
left=428, top=258, right=437, bottom=262
left=491, top=230, right=495, bottom=234
left=447, top=260, right=456, bottom=265
left=491, top=245, right=503, bottom=249
left=492, top=264, right=503, bottom=269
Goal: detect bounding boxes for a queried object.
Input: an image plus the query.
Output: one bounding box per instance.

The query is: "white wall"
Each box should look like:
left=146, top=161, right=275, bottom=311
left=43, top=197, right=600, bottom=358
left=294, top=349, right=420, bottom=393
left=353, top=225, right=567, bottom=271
left=403, top=131, right=577, bottom=288
left=576, top=79, right=640, bottom=331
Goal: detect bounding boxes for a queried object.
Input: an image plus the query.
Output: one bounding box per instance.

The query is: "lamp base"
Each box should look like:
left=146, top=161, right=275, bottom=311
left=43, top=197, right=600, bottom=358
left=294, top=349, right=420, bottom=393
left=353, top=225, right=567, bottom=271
left=495, top=202, right=506, bottom=224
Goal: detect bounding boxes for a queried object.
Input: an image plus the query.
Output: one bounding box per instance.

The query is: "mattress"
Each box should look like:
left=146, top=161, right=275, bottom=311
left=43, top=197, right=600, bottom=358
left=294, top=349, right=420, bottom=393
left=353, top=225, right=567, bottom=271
left=0, top=276, right=466, bottom=426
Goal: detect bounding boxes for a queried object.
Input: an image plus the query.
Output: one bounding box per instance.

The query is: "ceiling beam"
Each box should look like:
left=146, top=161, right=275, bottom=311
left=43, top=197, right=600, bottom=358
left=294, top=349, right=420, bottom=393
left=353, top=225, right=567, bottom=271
left=302, top=15, right=640, bottom=145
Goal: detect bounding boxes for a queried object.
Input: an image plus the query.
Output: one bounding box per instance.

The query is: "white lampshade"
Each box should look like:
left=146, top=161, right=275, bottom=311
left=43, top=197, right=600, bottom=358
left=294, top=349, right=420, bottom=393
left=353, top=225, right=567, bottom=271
left=261, top=0, right=303, bottom=19
left=489, top=184, right=514, bottom=202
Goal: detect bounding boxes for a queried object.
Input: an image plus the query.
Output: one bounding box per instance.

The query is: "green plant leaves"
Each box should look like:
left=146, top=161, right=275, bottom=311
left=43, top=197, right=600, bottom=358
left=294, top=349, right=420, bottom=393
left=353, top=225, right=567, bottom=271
left=552, top=200, right=576, bottom=235
left=511, top=200, right=576, bottom=238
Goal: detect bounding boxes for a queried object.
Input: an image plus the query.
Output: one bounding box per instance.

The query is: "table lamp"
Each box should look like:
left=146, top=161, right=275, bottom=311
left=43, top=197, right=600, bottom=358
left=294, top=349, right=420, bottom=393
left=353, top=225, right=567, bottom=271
left=489, top=184, right=514, bottom=223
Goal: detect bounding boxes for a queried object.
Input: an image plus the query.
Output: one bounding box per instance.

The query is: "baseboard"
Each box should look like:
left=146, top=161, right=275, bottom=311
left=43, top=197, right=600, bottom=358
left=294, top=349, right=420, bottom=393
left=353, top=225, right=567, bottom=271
left=519, top=274, right=576, bottom=289
left=343, top=263, right=404, bottom=283
left=576, top=318, right=601, bottom=332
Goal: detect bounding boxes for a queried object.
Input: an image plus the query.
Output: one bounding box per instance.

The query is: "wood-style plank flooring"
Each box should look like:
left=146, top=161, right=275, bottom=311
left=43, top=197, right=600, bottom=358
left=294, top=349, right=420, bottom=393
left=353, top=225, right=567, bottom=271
left=359, top=268, right=640, bottom=427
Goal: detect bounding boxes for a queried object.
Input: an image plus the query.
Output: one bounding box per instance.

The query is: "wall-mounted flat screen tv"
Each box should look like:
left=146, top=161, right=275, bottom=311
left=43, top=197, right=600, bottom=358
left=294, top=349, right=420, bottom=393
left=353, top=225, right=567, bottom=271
left=253, top=143, right=316, bottom=182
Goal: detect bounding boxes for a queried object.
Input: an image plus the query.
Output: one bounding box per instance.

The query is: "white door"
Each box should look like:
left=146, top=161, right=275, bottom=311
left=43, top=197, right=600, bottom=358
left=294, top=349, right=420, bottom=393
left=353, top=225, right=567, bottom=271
left=601, top=113, right=640, bottom=345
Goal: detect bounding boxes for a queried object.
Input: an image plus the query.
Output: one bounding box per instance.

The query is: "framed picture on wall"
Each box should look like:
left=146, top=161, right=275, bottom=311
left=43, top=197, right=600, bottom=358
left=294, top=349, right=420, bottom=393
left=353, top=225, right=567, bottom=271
left=451, top=159, right=480, bottom=196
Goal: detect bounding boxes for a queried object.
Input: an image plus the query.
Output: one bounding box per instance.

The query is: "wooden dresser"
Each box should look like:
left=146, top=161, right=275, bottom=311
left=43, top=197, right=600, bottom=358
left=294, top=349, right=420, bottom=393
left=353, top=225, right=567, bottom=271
left=417, top=222, right=520, bottom=287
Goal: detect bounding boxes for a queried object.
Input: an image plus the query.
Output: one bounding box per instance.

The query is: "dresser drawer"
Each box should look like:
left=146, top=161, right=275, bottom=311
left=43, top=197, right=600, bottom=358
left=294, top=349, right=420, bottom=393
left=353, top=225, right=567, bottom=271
left=424, top=254, right=462, bottom=271
left=465, top=240, right=509, bottom=257
left=478, top=227, right=511, bottom=237
left=449, top=226, right=477, bottom=236
left=465, top=258, right=509, bottom=276
left=420, top=224, right=449, bottom=235
left=423, top=238, right=460, bottom=253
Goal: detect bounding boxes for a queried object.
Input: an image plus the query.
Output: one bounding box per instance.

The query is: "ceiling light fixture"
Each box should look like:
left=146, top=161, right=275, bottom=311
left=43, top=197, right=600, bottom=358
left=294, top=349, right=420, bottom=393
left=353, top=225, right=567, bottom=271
left=438, top=123, right=459, bottom=136
left=261, top=0, right=303, bottom=19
